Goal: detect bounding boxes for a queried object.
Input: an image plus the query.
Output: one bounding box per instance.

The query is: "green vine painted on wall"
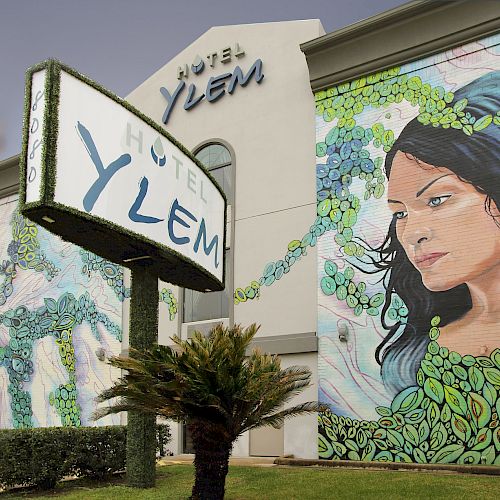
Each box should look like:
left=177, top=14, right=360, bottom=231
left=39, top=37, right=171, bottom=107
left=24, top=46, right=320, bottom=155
left=1, top=212, right=59, bottom=308
left=160, top=288, right=178, bottom=321
left=0, top=291, right=121, bottom=428
left=234, top=67, right=498, bottom=308
left=80, top=250, right=129, bottom=302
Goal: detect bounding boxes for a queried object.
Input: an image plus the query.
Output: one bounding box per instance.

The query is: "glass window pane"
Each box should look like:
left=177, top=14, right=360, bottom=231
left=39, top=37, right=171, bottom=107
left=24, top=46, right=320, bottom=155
left=183, top=250, right=230, bottom=322
left=209, top=165, right=233, bottom=204
left=185, top=143, right=232, bottom=324
left=195, top=144, right=231, bottom=169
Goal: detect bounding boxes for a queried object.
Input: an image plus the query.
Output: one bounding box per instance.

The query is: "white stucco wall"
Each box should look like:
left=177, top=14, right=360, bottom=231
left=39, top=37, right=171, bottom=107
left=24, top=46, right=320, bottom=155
left=126, top=19, right=325, bottom=458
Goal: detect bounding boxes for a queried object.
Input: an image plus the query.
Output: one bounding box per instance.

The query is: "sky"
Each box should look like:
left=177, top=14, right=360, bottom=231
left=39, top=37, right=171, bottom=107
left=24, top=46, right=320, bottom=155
left=0, top=0, right=409, bottom=161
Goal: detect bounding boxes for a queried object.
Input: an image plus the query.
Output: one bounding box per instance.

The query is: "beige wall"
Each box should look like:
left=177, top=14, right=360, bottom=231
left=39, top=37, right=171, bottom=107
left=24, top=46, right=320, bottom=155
left=126, top=20, right=324, bottom=457
left=127, top=20, right=324, bottom=342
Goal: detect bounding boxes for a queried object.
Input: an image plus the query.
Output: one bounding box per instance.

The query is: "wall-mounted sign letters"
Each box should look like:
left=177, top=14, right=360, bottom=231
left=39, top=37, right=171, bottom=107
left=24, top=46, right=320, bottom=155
left=160, top=46, right=264, bottom=125
left=176, top=43, right=246, bottom=79
left=20, top=60, right=226, bottom=292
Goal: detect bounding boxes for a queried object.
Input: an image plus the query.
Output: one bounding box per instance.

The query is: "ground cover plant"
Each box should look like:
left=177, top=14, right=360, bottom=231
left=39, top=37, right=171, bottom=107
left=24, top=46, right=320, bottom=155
left=94, top=324, right=319, bottom=500
left=1, top=465, right=499, bottom=499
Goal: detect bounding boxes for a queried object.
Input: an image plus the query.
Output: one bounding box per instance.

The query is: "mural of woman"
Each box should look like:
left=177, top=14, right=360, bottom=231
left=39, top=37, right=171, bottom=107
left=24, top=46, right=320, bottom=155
left=375, top=71, right=500, bottom=395
left=232, top=36, right=500, bottom=462
left=317, top=64, right=500, bottom=465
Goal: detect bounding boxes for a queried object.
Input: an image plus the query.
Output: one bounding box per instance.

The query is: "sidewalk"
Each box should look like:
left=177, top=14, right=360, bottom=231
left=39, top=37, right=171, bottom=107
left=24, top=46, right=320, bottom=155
left=159, top=454, right=277, bottom=467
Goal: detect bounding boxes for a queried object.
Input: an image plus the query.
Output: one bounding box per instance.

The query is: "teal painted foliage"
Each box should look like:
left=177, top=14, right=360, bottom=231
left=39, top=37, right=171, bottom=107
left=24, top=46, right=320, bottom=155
left=1, top=212, right=59, bottom=307
left=0, top=291, right=121, bottom=428
left=160, top=287, right=178, bottom=321
left=319, top=317, right=500, bottom=465
left=80, top=250, right=178, bottom=320
left=0, top=209, right=122, bottom=428
left=1, top=202, right=180, bottom=428
left=80, top=250, right=130, bottom=302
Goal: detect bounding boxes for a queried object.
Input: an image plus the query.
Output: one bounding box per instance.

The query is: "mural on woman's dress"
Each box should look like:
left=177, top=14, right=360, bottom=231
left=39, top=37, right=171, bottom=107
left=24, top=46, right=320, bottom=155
left=315, top=35, right=500, bottom=464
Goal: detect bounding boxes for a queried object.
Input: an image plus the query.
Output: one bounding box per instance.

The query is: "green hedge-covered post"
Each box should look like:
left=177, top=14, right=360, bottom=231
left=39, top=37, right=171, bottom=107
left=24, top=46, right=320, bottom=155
left=126, top=264, right=158, bottom=488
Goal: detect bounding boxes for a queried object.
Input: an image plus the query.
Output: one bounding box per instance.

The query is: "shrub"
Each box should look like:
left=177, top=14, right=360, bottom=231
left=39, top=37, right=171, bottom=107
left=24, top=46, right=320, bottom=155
left=156, top=422, right=172, bottom=457
left=0, top=428, right=32, bottom=488
left=71, top=426, right=127, bottom=480
left=0, top=423, right=170, bottom=490
left=30, top=427, right=74, bottom=489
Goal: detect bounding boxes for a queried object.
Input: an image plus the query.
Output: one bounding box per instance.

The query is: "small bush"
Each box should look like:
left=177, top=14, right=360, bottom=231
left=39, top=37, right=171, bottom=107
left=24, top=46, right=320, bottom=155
left=30, top=427, right=74, bottom=489
left=71, top=426, right=127, bottom=480
left=0, top=423, right=170, bottom=490
left=0, top=428, right=32, bottom=488
left=156, top=422, right=171, bottom=457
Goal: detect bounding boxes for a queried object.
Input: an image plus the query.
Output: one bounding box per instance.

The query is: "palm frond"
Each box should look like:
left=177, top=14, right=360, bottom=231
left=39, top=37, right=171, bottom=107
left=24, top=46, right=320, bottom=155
left=94, top=323, right=319, bottom=442
left=243, top=402, right=322, bottom=431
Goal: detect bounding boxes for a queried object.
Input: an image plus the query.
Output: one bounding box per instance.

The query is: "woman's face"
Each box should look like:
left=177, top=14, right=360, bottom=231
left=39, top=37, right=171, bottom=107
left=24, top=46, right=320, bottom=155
left=387, top=151, right=500, bottom=292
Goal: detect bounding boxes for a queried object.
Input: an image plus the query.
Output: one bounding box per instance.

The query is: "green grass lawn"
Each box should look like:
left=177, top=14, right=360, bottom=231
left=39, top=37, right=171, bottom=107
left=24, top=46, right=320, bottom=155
left=1, top=465, right=499, bottom=499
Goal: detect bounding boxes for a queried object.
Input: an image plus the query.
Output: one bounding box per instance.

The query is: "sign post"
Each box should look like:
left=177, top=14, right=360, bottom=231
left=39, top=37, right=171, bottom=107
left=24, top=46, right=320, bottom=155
left=126, top=265, right=158, bottom=487
left=19, top=60, right=226, bottom=487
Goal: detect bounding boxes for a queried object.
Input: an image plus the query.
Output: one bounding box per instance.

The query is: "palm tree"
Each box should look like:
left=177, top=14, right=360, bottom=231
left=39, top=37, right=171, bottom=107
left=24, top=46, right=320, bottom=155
left=94, top=323, right=320, bottom=500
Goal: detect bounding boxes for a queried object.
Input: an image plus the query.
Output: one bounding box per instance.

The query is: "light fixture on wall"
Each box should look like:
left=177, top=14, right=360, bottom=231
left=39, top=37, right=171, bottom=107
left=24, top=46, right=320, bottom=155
left=338, top=323, right=349, bottom=342
left=123, top=255, right=151, bottom=263
left=95, top=347, right=106, bottom=362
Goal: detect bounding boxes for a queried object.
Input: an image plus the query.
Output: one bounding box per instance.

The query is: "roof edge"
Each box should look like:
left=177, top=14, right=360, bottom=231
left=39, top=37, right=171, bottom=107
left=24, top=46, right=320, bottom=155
left=301, top=0, right=500, bottom=92
left=300, top=1, right=438, bottom=55
left=0, top=154, right=20, bottom=172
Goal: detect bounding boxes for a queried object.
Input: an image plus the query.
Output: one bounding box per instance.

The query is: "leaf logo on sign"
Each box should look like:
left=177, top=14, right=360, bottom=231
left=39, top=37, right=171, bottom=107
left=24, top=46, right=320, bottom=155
left=150, top=137, right=166, bottom=167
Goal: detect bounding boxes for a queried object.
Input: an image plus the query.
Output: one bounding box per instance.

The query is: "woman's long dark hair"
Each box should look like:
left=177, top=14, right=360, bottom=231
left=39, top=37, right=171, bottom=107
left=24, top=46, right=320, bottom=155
left=374, top=71, right=500, bottom=395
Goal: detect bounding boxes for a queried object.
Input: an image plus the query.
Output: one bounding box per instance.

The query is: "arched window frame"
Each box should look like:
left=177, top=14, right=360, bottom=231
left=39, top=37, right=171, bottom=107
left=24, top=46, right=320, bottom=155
left=182, top=141, right=234, bottom=325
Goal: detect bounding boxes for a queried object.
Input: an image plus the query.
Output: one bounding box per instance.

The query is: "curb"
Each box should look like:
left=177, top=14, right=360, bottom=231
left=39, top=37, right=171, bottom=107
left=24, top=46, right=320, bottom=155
left=273, top=458, right=500, bottom=476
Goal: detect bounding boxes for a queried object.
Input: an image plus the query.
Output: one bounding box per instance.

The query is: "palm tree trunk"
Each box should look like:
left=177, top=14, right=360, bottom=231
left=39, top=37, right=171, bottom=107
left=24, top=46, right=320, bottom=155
left=189, top=423, right=231, bottom=500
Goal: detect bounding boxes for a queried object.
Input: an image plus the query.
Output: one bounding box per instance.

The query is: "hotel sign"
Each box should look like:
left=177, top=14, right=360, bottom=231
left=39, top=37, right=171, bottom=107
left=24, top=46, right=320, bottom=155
left=160, top=43, right=264, bottom=124
left=20, top=60, right=226, bottom=291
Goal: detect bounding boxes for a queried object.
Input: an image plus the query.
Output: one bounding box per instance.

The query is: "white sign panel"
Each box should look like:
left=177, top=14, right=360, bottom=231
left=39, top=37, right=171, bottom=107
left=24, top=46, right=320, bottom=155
left=21, top=62, right=226, bottom=290
left=25, top=70, right=47, bottom=203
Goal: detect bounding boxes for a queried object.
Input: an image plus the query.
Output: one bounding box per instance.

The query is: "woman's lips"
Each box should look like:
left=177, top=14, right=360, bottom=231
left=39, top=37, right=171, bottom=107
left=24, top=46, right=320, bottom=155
left=415, top=252, right=449, bottom=269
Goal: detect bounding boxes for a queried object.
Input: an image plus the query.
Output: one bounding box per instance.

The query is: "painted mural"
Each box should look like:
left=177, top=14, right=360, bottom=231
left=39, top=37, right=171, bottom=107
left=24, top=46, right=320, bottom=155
left=0, top=196, right=180, bottom=429
left=314, top=35, right=500, bottom=465
left=0, top=197, right=124, bottom=428
left=233, top=34, right=500, bottom=465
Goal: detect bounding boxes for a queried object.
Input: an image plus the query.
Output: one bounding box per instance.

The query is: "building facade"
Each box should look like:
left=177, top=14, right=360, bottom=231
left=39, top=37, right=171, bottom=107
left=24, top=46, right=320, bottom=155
left=306, top=0, right=500, bottom=465
left=0, top=0, right=499, bottom=466
left=124, top=18, right=325, bottom=458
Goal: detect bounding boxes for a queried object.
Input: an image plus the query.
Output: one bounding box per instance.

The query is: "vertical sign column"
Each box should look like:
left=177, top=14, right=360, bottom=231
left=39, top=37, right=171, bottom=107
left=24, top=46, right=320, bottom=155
left=25, top=70, right=47, bottom=204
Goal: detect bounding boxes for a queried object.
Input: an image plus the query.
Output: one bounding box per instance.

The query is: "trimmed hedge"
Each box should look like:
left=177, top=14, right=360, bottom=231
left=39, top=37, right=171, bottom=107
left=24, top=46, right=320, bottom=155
left=0, top=424, right=171, bottom=490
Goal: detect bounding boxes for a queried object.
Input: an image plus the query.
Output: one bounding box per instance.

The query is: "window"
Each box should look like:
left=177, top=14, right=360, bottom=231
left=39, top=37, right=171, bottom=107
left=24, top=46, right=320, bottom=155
left=183, top=251, right=230, bottom=322
left=183, top=143, right=233, bottom=323
left=195, top=143, right=233, bottom=204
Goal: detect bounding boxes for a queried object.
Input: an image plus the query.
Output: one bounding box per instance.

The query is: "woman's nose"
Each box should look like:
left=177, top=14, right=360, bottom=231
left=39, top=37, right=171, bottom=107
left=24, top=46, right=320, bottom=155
left=403, top=218, right=432, bottom=247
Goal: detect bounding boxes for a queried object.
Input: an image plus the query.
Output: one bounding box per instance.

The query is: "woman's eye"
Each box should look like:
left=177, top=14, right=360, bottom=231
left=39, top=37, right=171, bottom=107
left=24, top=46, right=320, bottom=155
left=394, top=211, right=407, bottom=220
left=428, top=195, right=451, bottom=207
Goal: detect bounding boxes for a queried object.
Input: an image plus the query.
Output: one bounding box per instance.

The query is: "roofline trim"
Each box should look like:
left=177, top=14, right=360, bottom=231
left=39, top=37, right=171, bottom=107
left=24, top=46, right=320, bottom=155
left=0, top=154, right=20, bottom=172
left=301, top=0, right=500, bottom=92
left=300, top=1, right=439, bottom=55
